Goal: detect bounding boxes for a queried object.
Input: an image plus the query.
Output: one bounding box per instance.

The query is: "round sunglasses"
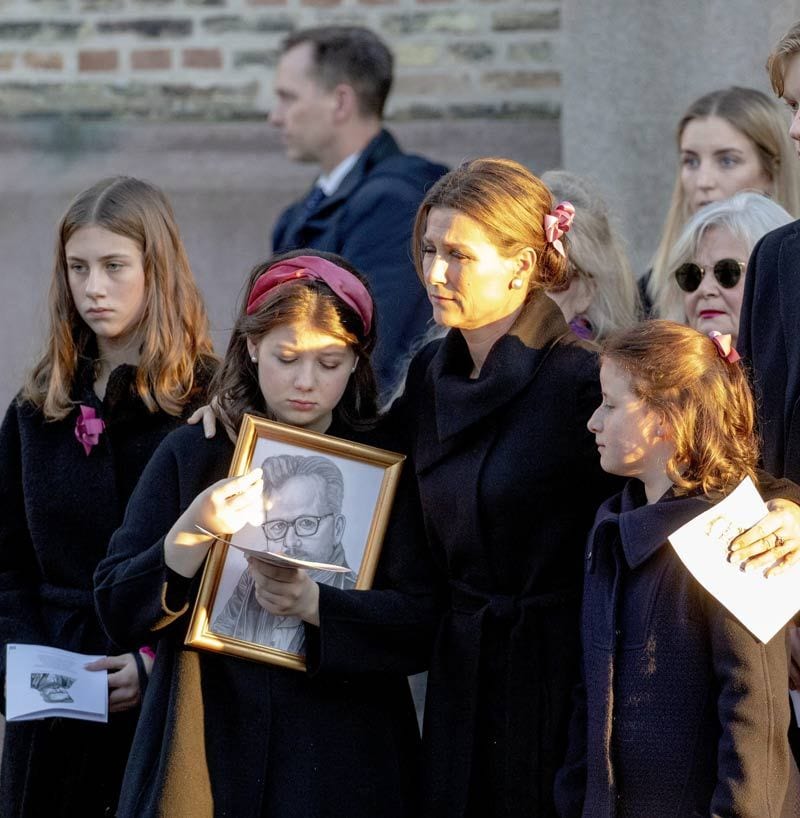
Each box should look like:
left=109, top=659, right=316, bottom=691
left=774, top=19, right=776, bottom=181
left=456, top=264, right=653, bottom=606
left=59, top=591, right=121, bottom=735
left=674, top=258, right=745, bottom=293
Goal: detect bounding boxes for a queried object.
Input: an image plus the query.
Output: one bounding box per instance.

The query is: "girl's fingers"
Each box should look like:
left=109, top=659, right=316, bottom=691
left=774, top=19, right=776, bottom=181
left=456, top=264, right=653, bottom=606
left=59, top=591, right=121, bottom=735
left=203, top=470, right=264, bottom=531
left=247, top=559, right=299, bottom=583
left=84, top=655, right=126, bottom=672
left=218, top=469, right=262, bottom=501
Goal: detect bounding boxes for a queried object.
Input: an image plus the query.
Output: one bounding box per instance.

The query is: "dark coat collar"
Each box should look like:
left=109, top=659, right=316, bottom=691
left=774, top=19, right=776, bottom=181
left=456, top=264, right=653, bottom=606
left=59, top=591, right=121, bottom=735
left=427, top=289, right=572, bottom=441
left=73, top=356, right=145, bottom=422
left=313, top=129, right=400, bottom=213
left=591, top=480, right=714, bottom=569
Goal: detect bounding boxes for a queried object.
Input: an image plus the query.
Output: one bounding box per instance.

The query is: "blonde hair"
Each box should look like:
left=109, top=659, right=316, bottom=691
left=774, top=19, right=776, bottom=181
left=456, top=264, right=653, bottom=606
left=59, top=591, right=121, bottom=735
left=412, top=157, right=570, bottom=292
left=22, top=176, right=216, bottom=420
left=541, top=170, right=641, bottom=340
left=767, top=21, right=800, bottom=97
left=648, top=87, right=800, bottom=318
left=602, top=320, right=758, bottom=497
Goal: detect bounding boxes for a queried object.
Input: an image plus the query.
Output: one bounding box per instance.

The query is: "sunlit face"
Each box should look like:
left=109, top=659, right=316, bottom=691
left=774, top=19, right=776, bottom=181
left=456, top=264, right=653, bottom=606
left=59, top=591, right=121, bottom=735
left=65, top=224, right=147, bottom=353
left=263, top=473, right=344, bottom=561
left=270, top=43, right=337, bottom=165
left=682, top=226, right=749, bottom=344
left=588, top=360, right=673, bottom=488
left=247, top=320, right=356, bottom=433
left=421, top=207, right=531, bottom=331
left=680, top=116, right=772, bottom=213
left=782, top=52, right=800, bottom=156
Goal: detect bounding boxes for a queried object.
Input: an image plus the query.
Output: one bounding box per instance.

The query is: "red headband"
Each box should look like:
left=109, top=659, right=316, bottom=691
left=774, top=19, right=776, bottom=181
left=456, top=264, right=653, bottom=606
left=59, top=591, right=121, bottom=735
left=245, top=255, right=373, bottom=334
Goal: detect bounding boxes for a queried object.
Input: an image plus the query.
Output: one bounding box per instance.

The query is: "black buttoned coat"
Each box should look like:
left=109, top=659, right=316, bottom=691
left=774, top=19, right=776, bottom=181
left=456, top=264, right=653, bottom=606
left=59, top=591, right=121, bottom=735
left=739, top=219, right=800, bottom=481
left=94, top=420, right=437, bottom=818
left=555, top=477, right=800, bottom=818
left=0, top=361, right=211, bottom=818
left=387, top=291, right=619, bottom=817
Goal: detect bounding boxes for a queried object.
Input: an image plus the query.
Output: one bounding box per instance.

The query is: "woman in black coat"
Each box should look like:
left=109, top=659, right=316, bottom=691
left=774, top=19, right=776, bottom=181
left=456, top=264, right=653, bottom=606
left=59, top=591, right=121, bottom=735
left=0, top=177, right=216, bottom=817
left=379, top=159, right=620, bottom=817
left=94, top=251, right=437, bottom=818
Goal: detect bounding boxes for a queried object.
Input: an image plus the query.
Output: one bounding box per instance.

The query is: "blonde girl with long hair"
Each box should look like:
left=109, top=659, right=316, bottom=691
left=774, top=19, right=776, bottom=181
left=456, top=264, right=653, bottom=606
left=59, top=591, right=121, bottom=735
left=0, top=176, right=216, bottom=817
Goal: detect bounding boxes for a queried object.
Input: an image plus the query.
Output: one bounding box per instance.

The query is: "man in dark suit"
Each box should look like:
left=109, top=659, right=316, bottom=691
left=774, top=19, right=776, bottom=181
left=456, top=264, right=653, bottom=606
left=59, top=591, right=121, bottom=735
left=739, top=20, right=800, bottom=768
left=740, top=20, right=800, bottom=485
left=270, top=26, right=448, bottom=395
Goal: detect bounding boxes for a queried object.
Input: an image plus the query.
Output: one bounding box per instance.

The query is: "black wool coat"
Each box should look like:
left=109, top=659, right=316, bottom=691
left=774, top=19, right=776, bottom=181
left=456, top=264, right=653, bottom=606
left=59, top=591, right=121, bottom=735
left=272, top=128, right=448, bottom=393
left=94, top=420, right=439, bottom=818
left=739, top=219, right=800, bottom=482
left=555, top=477, right=800, bottom=818
left=0, top=360, right=211, bottom=818
left=386, top=291, right=620, bottom=818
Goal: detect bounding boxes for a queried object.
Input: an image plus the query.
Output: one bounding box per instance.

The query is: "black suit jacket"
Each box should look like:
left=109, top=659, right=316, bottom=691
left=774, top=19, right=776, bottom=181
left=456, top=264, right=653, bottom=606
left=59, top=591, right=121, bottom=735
left=739, top=219, right=800, bottom=480
left=386, top=291, right=621, bottom=817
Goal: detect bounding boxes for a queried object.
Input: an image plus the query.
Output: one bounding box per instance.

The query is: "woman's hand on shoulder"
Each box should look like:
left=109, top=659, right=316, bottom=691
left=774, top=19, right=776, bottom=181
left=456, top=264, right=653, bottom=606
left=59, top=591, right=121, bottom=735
left=186, top=397, right=237, bottom=443
left=247, top=559, right=321, bottom=626
left=728, top=498, right=800, bottom=576
left=187, top=403, right=219, bottom=438
left=164, top=469, right=264, bottom=578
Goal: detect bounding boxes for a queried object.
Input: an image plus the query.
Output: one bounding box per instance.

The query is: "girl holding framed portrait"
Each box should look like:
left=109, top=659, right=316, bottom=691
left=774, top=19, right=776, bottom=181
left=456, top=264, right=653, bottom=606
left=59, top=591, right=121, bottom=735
left=94, top=250, right=437, bottom=818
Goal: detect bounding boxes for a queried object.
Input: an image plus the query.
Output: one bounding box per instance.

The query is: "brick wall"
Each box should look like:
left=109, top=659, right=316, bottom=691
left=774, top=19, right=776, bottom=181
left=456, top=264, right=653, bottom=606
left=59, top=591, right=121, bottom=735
left=0, top=1, right=561, bottom=120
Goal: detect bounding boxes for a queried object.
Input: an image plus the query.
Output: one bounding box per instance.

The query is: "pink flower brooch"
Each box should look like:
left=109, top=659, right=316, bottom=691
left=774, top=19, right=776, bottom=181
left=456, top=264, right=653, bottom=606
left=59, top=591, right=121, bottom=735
left=74, top=405, right=105, bottom=455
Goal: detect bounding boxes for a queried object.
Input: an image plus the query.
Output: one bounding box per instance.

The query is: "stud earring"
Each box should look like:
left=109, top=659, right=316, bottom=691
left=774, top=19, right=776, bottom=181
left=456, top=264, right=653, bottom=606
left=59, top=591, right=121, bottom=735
left=250, top=355, right=257, bottom=363
left=510, top=277, right=524, bottom=290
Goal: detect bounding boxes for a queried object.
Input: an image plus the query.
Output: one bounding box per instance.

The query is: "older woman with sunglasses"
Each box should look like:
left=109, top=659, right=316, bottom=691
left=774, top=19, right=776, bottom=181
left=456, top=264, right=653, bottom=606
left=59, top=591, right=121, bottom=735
left=666, top=191, right=792, bottom=345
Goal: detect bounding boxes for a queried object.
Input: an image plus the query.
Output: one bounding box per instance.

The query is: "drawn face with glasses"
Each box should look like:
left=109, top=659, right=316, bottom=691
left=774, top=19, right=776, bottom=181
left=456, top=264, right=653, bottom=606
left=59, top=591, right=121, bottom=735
left=677, top=226, right=750, bottom=343
left=261, top=473, right=345, bottom=561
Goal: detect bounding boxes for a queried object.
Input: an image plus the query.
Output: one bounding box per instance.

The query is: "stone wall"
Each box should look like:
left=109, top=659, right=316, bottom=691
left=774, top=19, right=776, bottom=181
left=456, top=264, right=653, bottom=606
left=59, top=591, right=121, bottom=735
left=0, top=0, right=562, bottom=119
left=562, top=0, right=800, bottom=271
left=0, top=116, right=559, bottom=410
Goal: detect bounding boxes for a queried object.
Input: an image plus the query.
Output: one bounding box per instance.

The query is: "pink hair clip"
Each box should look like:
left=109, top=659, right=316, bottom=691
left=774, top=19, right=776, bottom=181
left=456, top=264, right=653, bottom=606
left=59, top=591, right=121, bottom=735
left=543, top=201, right=576, bottom=258
left=74, top=405, right=105, bottom=456
left=708, top=331, right=741, bottom=363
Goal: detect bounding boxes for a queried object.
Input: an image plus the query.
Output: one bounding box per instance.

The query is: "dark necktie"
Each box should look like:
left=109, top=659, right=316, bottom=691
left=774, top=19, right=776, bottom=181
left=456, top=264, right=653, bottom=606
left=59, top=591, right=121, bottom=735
left=304, top=185, right=326, bottom=213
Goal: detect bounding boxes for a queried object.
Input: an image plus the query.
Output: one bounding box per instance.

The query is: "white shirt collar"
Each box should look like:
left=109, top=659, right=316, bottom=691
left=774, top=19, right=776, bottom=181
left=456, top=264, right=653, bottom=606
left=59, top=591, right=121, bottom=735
left=316, top=152, right=360, bottom=196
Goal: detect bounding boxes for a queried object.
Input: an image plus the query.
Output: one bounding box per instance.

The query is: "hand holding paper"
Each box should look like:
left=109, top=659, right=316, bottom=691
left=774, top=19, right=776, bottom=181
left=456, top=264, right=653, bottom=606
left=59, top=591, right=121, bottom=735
left=6, top=644, right=108, bottom=723
left=196, top=526, right=351, bottom=573
left=247, top=559, right=321, bottom=626
left=668, top=477, right=800, bottom=643
left=84, top=652, right=142, bottom=713
left=728, top=497, right=800, bottom=576
left=164, top=469, right=264, bottom=578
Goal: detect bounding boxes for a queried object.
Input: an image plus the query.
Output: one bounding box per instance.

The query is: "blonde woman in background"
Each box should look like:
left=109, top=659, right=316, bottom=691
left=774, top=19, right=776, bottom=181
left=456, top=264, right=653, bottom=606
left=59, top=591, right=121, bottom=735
left=542, top=170, right=641, bottom=341
left=646, top=86, right=800, bottom=320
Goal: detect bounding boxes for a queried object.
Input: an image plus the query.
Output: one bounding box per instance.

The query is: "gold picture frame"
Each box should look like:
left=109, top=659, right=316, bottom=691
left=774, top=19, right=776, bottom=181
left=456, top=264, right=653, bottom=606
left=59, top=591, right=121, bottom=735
left=185, top=414, right=405, bottom=671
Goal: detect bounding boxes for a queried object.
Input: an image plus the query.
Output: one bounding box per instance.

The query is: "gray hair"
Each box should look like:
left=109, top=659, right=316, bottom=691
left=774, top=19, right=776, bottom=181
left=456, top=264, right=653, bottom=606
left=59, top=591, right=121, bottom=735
left=541, top=170, right=641, bottom=340
left=261, top=454, right=344, bottom=514
left=657, top=191, right=793, bottom=321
